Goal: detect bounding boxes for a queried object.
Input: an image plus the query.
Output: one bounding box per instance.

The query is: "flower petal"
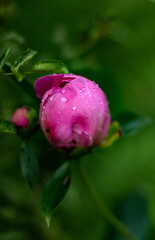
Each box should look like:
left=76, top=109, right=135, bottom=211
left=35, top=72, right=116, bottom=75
left=34, top=74, right=64, bottom=98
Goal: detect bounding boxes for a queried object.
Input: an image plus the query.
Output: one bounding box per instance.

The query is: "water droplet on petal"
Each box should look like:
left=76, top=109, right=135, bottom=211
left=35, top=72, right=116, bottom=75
left=72, top=106, right=77, bottom=111
left=50, top=96, right=54, bottom=101
left=43, top=106, right=45, bottom=110
left=82, top=87, right=86, bottom=91
left=79, top=90, right=82, bottom=93
left=60, top=97, right=67, bottom=103
left=62, top=89, right=66, bottom=94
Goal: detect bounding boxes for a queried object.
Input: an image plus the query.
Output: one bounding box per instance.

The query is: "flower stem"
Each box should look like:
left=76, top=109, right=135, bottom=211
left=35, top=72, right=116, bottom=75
left=76, top=160, right=139, bottom=240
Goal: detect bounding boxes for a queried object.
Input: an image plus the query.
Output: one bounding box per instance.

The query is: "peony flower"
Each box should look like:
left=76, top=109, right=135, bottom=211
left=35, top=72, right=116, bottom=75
left=12, top=106, right=29, bottom=128
left=11, top=106, right=38, bottom=138
left=34, top=74, right=110, bottom=148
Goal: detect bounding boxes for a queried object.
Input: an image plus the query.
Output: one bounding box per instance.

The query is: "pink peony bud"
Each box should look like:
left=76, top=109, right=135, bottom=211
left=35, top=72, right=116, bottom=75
left=34, top=74, right=111, bottom=148
left=11, top=106, right=38, bottom=138
left=12, top=107, right=29, bottom=128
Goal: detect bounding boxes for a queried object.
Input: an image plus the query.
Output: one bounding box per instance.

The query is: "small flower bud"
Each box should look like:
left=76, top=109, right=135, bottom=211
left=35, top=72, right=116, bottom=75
left=34, top=74, right=111, bottom=148
left=11, top=106, right=38, bottom=138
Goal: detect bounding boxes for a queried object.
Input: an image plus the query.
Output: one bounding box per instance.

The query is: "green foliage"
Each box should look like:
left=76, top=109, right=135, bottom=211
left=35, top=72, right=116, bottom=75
left=41, top=162, right=71, bottom=226
left=0, top=48, right=11, bottom=70
left=0, top=120, right=16, bottom=134
left=0, top=0, right=155, bottom=239
left=115, top=112, right=151, bottom=136
left=20, top=141, right=39, bottom=188
left=32, top=59, right=69, bottom=74
left=12, top=48, right=38, bottom=73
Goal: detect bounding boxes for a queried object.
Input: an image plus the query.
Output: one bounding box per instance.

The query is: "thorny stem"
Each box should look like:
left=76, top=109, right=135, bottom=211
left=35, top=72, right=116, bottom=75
left=76, top=159, right=139, bottom=240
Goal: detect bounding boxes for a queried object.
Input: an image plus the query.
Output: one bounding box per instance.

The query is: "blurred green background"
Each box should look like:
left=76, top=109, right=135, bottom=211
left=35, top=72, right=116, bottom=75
left=0, top=0, right=155, bottom=239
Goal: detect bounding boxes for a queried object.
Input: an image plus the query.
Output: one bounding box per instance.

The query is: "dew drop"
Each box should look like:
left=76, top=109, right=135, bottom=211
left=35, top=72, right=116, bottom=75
left=82, top=87, right=86, bottom=91
left=43, top=106, right=45, bottom=110
left=79, top=90, right=82, bottom=93
left=60, top=97, right=67, bottom=102
left=50, top=96, right=54, bottom=101
left=62, top=89, right=66, bottom=94
left=72, top=106, right=77, bottom=111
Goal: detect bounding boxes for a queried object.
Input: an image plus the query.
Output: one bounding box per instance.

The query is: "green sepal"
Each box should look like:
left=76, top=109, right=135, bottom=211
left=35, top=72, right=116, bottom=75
left=101, top=121, right=121, bottom=147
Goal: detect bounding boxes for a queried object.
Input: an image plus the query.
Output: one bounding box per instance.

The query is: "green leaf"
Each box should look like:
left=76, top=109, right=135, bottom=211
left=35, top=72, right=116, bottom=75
left=32, top=59, right=69, bottom=74
left=41, top=162, right=71, bottom=226
left=101, top=121, right=121, bottom=147
left=115, top=112, right=151, bottom=136
left=20, top=141, right=39, bottom=188
left=0, top=48, right=11, bottom=70
left=13, top=48, right=38, bottom=72
left=0, top=121, right=16, bottom=134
